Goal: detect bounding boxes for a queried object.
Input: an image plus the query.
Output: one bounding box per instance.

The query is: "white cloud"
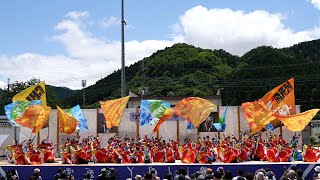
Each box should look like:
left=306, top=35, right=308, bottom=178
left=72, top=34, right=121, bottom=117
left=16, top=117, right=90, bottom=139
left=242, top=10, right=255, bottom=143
left=174, top=6, right=320, bottom=55
left=102, top=16, right=120, bottom=29
left=1, top=11, right=173, bottom=89
left=0, top=80, right=6, bottom=90
left=2, top=6, right=320, bottom=90
left=310, top=0, right=320, bottom=10
left=66, top=11, right=89, bottom=20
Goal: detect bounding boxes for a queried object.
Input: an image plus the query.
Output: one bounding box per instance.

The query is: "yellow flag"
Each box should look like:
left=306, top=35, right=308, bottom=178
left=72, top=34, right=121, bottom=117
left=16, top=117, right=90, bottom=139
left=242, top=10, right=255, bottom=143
left=57, top=106, right=78, bottom=135
left=275, top=109, right=320, bottom=131
left=174, top=97, right=217, bottom=128
left=13, top=81, right=47, bottom=107
left=100, top=96, right=130, bottom=128
left=12, top=81, right=50, bottom=131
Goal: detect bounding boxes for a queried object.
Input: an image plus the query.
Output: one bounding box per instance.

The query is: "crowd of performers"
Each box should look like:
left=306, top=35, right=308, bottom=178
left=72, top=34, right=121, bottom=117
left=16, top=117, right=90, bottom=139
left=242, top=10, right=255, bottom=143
left=5, top=132, right=320, bottom=165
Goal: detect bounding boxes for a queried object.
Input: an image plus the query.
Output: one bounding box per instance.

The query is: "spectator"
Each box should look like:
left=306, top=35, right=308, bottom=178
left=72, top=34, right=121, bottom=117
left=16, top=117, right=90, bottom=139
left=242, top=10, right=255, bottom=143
left=232, top=170, right=246, bottom=180
left=174, top=168, right=191, bottom=180
left=197, top=173, right=206, bottom=180
left=222, top=171, right=233, bottom=180
left=255, top=172, right=266, bottom=180
left=97, top=168, right=108, bottom=180
left=191, top=171, right=200, bottom=179
left=83, top=173, right=91, bottom=180
left=214, top=171, right=223, bottom=180
left=314, top=166, right=320, bottom=180
left=135, top=174, right=142, bottom=180
left=286, top=170, right=296, bottom=180
left=164, top=173, right=172, bottom=180
left=207, top=168, right=213, bottom=175
left=109, top=168, right=117, bottom=180
left=150, top=168, right=160, bottom=180
left=30, top=168, right=42, bottom=180
left=296, top=169, right=304, bottom=180
left=217, top=167, right=225, bottom=176
left=54, top=168, right=63, bottom=180
left=265, top=171, right=276, bottom=180
left=59, top=173, right=67, bottom=180
left=144, top=172, right=153, bottom=180
left=244, top=173, right=254, bottom=180
left=255, top=169, right=266, bottom=175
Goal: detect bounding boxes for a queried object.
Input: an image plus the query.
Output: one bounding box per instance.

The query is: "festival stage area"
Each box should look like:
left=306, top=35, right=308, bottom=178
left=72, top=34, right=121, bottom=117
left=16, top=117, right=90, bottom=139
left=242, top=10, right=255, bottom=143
left=0, top=160, right=319, bottom=179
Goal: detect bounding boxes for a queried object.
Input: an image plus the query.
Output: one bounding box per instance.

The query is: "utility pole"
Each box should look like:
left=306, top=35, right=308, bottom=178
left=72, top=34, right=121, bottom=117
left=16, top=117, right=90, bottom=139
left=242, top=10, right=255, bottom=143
left=82, top=80, right=86, bottom=106
left=7, top=78, right=10, bottom=91
left=7, top=78, right=17, bottom=144
left=121, top=0, right=126, bottom=97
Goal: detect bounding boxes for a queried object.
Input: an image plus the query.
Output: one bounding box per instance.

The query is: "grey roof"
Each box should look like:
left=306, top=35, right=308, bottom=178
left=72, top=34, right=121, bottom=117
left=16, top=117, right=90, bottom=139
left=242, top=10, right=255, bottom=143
left=0, top=115, right=8, bottom=120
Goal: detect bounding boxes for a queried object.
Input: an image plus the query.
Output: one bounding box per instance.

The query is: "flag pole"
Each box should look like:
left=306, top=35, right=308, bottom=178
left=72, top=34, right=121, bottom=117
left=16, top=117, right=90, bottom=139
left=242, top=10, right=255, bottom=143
left=118, top=0, right=126, bottom=137
left=121, top=0, right=126, bottom=97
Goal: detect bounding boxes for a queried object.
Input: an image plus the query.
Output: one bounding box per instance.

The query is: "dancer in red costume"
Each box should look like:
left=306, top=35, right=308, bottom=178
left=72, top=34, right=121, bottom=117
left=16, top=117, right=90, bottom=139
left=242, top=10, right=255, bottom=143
left=304, top=145, right=320, bottom=162
left=7, top=143, right=31, bottom=165
left=38, top=138, right=55, bottom=163
left=164, top=144, right=175, bottom=163
left=238, top=144, right=250, bottom=162
left=266, top=146, right=279, bottom=162
left=26, top=138, right=42, bottom=164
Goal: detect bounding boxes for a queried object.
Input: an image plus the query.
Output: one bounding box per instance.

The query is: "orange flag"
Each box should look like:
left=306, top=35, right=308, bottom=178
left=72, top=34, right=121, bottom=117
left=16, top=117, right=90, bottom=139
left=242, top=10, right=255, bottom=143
left=174, top=97, right=217, bottom=128
left=100, top=96, right=130, bottom=128
left=241, top=100, right=276, bottom=134
left=242, top=78, right=319, bottom=134
left=261, top=78, right=295, bottom=128
left=32, top=106, right=51, bottom=133
left=57, top=106, right=78, bottom=134
left=275, top=109, right=320, bottom=131
left=15, top=105, right=50, bottom=133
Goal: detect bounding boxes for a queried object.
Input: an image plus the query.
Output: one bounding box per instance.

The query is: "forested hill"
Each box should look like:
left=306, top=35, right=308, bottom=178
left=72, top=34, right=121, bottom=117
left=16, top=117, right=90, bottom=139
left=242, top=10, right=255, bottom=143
left=1, top=40, right=320, bottom=114
left=63, top=40, right=320, bottom=112
left=64, top=43, right=239, bottom=107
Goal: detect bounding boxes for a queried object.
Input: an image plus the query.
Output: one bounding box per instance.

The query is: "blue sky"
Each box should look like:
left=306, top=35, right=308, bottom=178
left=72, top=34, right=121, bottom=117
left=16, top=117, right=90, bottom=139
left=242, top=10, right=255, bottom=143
left=0, top=0, right=320, bottom=89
